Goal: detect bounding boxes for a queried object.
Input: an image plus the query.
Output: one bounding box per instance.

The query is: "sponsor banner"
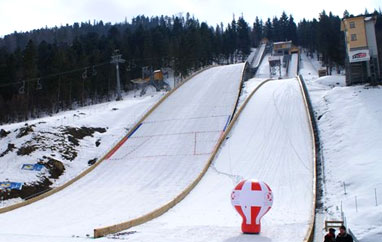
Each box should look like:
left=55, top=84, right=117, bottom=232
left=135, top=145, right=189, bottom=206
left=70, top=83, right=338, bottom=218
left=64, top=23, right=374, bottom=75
left=349, top=49, right=370, bottom=63
left=0, top=182, right=23, bottom=190
left=21, top=163, right=44, bottom=171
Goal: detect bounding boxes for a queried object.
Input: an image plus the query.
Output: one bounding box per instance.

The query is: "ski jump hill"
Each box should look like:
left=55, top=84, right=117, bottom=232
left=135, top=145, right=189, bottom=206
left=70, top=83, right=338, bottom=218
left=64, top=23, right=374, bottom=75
left=0, top=64, right=246, bottom=239
left=0, top=57, right=317, bottom=242
left=122, top=77, right=316, bottom=242
left=121, top=54, right=316, bottom=242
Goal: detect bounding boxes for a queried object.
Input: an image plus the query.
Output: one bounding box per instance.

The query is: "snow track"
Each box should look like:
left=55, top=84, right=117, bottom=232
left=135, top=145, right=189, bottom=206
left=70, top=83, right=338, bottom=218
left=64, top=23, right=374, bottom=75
left=0, top=64, right=244, bottom=239
left=288, top=53, right=299, bottom=77
left=120, top=78, right=314, bottom=242
left=251, top=43, right=266, bottom=69
left=255, top=54, right=271, bottom=78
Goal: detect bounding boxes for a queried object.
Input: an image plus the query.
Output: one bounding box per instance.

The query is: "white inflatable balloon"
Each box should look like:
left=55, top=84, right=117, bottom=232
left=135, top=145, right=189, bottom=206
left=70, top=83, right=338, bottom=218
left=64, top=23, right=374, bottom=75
left=231, top=179, right=273, bottom=233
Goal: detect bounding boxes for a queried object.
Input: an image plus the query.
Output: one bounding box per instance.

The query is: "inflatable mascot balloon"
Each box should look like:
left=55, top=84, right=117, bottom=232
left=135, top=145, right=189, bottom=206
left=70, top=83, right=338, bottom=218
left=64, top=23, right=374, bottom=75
left=231, top=179, right=273, bottom=234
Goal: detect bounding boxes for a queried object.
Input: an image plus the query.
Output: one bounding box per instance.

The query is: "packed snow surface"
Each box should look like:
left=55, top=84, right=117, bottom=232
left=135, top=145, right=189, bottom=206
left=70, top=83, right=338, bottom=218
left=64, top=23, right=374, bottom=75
left=115, top=78, right=314, bottom=242
left=4, top=51, right=379, bottom=242
left=246, top=48, right=257, bottom=65
left=255, top=54, right=271, bottom=79
left=0, top=63, right=244, bottom=240
left=288, top=53, right=299, bottom=77
left=251, top=44, right=266, bottom=68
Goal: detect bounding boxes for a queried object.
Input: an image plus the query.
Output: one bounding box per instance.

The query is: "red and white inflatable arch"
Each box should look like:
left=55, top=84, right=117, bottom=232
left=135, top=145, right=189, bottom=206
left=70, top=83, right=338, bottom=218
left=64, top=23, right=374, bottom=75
left=231, top=179, right=273, bottom=234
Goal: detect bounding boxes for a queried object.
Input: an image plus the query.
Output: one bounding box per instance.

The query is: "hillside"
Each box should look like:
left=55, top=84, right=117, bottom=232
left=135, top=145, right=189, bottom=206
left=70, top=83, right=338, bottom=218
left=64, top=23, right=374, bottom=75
left=0, top=90, right=163, bottom=207
left=301, top=53, right=382, bottom=241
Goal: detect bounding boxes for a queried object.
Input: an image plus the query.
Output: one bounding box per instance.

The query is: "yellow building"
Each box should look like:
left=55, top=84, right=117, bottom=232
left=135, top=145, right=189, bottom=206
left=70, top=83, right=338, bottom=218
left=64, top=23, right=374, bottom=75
left=341, top=15, right=380, bottom=85
left=153, top=70, right=164, bottom=82
left=342, top=16, right=369, bottom=51
left=272, top=41, right=292, bottom=56
left=290, top=46, right=300, bottom=54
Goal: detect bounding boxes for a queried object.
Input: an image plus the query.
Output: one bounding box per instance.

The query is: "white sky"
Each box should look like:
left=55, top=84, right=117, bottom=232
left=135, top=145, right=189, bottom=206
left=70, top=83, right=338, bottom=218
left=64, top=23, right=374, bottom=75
left=0, top=0, right=380, bottom=37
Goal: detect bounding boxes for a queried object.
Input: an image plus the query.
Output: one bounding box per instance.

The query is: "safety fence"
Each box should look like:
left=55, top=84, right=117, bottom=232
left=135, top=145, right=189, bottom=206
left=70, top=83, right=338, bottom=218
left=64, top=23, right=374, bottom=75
left=339, top=185, right=380, bottom=213
left=298, top=74, right=363, bottom=242
left=231, top=62, right=250, bottom=122
left=296, top=75, right=320, bottom=242
left=297, top=50, right=301, bottom=75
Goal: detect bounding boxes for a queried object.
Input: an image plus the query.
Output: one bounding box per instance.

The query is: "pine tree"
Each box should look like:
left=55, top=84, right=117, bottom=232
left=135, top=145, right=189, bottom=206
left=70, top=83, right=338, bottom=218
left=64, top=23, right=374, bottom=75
left=343, top=10, right=350, bottom=19
left=23, top=40, right=38, bottom=79
left=272, top=17, right=281, bottom=41
left=237, top=17, right=251, bottom=57
left=279, top=12, right=289, bottom=41
left=287, top=15, right=298, bottom=44
left=264, top=18, right=273, bottom=41
left=252, top=17, right=263, bottom=47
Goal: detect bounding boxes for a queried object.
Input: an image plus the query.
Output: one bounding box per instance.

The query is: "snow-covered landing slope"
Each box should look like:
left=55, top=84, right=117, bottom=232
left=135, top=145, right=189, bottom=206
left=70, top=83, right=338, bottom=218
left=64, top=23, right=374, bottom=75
left=118, top=78, right=314, bottom=242
left=0, top=63, right=244, bottom=239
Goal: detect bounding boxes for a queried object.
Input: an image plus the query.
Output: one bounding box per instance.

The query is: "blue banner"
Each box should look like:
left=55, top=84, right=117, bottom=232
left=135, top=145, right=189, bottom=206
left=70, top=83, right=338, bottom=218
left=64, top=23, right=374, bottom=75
left=0, top=182, right=23, bottom=190
left=223, top=115, right=231, bottom=131
left=21, top=164, right=44, bottom=171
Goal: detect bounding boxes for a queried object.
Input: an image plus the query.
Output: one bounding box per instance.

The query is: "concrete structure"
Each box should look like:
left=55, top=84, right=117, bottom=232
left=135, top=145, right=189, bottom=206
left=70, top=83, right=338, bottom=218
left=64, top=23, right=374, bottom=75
left=268, top=56, right=282, bottom=78
left=273, top=41, right=292, bottom=56
left=341, top=15, right=381, bottom=85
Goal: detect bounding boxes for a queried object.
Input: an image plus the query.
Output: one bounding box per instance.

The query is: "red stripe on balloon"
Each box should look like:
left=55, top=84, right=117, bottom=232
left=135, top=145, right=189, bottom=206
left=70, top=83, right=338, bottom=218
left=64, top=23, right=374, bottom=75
left=235, top=180, right=246, bottom=190
left=251, top=206, right=261, bottom=224
left=251, top=182, right=261, bottom=191
left=235, top=205, right=246, bottom=223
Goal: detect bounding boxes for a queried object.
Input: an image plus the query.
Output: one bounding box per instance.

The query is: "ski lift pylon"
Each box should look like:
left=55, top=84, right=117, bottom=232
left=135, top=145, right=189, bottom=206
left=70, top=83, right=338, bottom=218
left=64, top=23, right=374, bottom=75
left=18, top=81, right=25, bottom=94
left=82, top=68, right=88, bottom=80
left=36, top=78, right=42, bottom=90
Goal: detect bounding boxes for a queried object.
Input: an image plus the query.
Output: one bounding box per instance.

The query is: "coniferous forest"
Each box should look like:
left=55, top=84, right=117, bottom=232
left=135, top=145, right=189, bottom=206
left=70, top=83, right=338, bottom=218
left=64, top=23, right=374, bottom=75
left=0, top=10, right=381, bottom=124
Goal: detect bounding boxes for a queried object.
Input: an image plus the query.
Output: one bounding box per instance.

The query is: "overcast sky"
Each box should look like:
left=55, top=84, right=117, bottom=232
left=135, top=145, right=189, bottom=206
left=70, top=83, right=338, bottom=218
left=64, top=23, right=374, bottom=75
left=0, top=0, right=380, bottom=37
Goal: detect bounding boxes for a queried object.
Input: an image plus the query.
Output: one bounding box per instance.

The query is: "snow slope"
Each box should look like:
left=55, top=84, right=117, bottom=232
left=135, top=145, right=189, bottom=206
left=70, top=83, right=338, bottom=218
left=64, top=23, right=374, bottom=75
left=251, top=44, right=266, bottom=68
left=246, top=48, right=257, bottom=65
left=115, top=78, right=314, bottom=242
left=317, top=85, right=382, bottom=242
left=255, top=54, right=271, bottom=78
left=301, top=52, right=382, bottom=242
left=0, top=63, right=244, bottom=240
left=288, top=53, right=299, bottom=77
left=0, top=91, right=164, bottom=206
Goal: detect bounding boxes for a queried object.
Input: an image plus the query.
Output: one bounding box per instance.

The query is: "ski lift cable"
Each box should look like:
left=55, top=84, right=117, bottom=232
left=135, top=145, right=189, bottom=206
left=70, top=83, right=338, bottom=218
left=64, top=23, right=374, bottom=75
left=0, top=61, right=109, bottom=88
left=0, top=54, right=218, bottom=89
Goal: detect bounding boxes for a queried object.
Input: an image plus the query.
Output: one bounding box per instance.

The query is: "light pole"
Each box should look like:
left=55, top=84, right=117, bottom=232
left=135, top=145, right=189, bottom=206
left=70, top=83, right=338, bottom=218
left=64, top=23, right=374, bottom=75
left=111, top=50, right=126, bottom=101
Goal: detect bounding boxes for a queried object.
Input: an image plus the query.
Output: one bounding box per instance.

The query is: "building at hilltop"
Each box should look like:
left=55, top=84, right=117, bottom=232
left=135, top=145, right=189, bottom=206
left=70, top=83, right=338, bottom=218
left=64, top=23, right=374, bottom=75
left=341, top=15, right=381, bottom=85
left=272, top=41, right=292, bottom=56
